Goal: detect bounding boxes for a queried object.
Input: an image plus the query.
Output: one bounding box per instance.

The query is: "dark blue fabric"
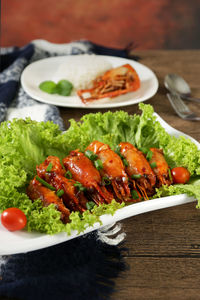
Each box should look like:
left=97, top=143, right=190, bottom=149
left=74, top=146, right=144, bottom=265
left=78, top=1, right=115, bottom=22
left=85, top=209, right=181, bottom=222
left=0, top=44, right=34, bottom=72
left=90, top=41, right=140, bottom=60
left=0, top=44, right=35, bottom=122
left=0, top=80, right=18, bottom=107
left=0, top=233, right=127, bottom=300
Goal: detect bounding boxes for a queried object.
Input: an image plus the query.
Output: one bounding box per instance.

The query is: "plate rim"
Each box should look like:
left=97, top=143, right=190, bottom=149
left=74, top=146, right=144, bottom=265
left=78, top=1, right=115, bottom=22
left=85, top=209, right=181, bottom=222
left=20, top=54, right=159, bottom=109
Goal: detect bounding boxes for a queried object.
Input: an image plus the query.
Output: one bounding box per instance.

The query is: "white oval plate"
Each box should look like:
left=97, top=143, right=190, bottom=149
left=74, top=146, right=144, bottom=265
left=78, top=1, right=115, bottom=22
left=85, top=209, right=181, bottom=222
left=0, top=113, right=198, bottom=255
left=21, top=55, right=159, bottom=108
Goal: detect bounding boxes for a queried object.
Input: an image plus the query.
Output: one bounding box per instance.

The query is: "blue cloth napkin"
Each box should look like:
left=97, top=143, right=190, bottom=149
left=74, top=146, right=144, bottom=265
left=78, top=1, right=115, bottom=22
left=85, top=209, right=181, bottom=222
left=0, top=233, right=127, bottom=300
left=0, top=40, right=136, bottom=300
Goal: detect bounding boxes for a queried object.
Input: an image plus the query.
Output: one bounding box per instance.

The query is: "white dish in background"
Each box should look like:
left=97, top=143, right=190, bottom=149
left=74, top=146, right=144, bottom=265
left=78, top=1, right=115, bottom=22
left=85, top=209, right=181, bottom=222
left=0, top=113, right=198, bottom=255
left=21, top=55, right=159, bottom=109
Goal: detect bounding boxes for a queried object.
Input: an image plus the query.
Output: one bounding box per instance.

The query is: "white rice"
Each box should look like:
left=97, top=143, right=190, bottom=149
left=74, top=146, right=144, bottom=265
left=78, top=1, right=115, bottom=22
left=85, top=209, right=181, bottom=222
left=52, top=54, right=112, bottom=92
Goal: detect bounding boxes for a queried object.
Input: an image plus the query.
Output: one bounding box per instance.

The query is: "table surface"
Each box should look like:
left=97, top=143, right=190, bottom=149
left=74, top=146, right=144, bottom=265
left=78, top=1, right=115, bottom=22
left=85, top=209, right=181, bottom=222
left=59, top=50, right=200, bottom=300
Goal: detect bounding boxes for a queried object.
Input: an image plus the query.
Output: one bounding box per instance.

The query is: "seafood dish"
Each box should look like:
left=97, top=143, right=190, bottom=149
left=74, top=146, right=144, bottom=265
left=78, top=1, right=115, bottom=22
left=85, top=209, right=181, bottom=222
left=27, top=141, right=180, bottom=224
left=39, top=60, right=141, bottom=103
left=1, top=104, right=200, bottom=235
left=21, top=54, right=158, bottom=109
left=77, top=64, right=140, bottom=103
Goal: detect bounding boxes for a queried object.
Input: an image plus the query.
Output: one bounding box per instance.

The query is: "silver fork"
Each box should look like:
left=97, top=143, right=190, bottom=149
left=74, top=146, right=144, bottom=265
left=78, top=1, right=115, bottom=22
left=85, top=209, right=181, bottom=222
left=167, top=93, right=200, bottom=121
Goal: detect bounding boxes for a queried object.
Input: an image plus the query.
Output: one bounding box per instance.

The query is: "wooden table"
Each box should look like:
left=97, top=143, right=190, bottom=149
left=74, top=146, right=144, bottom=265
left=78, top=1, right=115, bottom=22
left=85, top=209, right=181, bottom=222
left=60, top=51, right=200, bottom=300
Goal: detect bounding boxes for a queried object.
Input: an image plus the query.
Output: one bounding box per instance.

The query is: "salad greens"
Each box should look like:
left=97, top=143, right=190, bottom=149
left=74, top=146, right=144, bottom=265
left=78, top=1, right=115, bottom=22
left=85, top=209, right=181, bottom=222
left=1, top=103, right=200, bottom=235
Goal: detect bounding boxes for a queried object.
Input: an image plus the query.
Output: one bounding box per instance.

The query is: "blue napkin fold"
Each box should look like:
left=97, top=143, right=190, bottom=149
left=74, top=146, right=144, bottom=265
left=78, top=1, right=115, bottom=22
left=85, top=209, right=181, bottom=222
left=0, top=233, right=127, bottom=300
left=0, top=40, right=136, bottom=300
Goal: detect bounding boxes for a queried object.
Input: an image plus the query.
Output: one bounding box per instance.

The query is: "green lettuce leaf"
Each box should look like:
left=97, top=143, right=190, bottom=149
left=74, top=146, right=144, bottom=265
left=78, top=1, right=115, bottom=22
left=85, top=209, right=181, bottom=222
left=135, top=103, right=200, bottom=175
left=67, top=110, right=140, bottom=150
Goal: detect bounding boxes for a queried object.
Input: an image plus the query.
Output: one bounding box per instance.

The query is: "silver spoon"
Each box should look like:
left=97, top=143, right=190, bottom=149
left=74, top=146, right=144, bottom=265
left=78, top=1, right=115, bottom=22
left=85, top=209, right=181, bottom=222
left=164, top=73, right=200, bottom=103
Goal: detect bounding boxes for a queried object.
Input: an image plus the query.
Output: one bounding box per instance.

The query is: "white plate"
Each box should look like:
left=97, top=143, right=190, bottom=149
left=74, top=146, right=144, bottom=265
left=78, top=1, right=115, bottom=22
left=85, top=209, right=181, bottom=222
left=0, top=113, right=199, bottom=255
left=21, top=55, right=159, bottom=108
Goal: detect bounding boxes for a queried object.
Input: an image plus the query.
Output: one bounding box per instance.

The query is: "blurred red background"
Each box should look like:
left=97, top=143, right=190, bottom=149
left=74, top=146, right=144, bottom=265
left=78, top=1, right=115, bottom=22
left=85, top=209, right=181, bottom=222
left=1, top=0, right=200, bottom=49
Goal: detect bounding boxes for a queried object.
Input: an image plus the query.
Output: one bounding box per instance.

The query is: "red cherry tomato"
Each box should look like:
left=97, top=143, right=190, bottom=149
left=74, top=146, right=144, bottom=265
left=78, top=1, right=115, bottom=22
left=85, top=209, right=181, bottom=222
left=171, top=167, right=190, bottom=184
left=1, top=208, right=27, bottom=231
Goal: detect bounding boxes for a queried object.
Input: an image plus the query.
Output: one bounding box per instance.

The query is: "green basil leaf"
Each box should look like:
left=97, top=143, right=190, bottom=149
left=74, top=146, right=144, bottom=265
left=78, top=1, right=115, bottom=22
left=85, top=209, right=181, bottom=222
left=55, top=80, right=73, bottom=96
left=39, top=81, right=57, bottom=94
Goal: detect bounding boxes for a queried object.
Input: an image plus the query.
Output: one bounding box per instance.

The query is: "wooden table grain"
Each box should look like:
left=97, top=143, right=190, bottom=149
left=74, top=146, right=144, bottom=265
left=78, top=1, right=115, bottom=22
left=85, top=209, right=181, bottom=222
left=59, top=51, right=200, bottom=300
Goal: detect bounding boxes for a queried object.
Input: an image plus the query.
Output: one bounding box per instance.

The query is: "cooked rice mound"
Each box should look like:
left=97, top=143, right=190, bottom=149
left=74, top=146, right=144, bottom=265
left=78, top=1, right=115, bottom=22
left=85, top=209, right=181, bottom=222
left=52, top=54, right=112, bottom=92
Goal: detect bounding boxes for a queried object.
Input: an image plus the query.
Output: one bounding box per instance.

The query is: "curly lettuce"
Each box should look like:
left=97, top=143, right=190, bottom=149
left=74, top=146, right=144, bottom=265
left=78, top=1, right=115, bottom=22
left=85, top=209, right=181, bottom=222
left=1, top=104, right=200, bottom=234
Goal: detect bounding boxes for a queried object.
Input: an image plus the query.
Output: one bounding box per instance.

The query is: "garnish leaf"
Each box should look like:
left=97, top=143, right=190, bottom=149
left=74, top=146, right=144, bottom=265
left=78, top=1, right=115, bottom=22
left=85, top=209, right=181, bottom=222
left=131, top=174, right=141, bottom=179
left=84, top=149, right=98, bottom=161
left=168, top=168, right=173, bottom=181
left=140, top=147, right=149, bottom=154
left=65, top=170, right=72, bottom=179
left=150, top=162, right=157, bottom=168
left=131, top=190, right=139, bottom=199
left=39, top=79, right=73, bottom=96
left=55, top=80, right=73, bottom=96
left=36, top=175, right=56, bottom=191
left=102, top=176, right=111, bottom=185
left=74, top=181, right=86, bottom=192
left=56, top=189, right=65, bottom=197
left=86, top=201, right=95, bottom=210
left=94, top=159, right=103, bottom=170
left=123, top=158, right=129, bottom=167
left=146, top=150, right=153, bottom=161
left=39, top=81, right=57, bottom=94
left=46, top=162, right=53, bottom=172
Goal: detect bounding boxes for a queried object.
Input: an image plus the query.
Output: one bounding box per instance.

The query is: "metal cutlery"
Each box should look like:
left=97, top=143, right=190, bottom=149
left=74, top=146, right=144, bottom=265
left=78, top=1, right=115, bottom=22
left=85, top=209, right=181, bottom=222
left=164, top=73, right=200, bottom=104
left=167, top=93, right=200, bottom=121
